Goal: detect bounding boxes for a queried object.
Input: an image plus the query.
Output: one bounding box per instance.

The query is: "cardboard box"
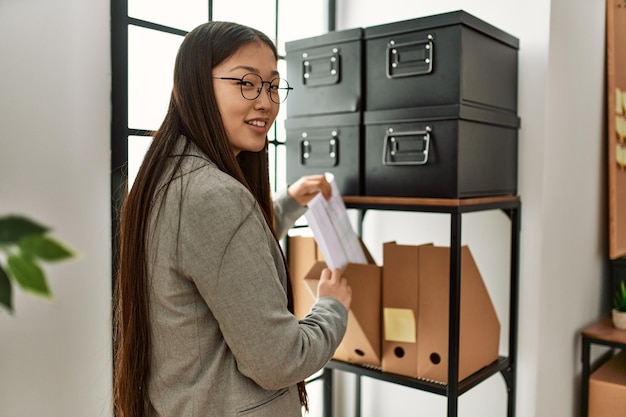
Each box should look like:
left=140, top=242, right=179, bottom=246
left=287, top=235, right=324, bottom=320
left=381, top=242, right=500, bottom=383
left=588, top=350, right=626, bottom=416
left=287, top=235, right=382, bottom=368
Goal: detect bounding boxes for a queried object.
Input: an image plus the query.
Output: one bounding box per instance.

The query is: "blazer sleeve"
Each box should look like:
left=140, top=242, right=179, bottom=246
left=178, top=175, right=347, bottom=390
left=273, top=188, right=307, bottom=240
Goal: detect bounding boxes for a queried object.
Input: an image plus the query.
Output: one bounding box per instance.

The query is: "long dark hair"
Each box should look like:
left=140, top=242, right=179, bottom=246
left=112, top=21, right=307, bottom=416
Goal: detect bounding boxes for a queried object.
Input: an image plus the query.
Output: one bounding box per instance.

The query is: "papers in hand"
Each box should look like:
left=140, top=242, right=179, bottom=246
left=304, top=173, right=368, bottom=270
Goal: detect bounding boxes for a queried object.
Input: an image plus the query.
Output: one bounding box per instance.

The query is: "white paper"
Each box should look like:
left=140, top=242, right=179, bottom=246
left=304, top=173, right=368, bottom=270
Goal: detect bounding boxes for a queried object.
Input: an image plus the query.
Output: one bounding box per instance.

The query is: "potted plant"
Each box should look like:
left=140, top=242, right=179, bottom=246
left=0, top=215, right=75, bottom=313
left=613, top=280, right=626, bottom=331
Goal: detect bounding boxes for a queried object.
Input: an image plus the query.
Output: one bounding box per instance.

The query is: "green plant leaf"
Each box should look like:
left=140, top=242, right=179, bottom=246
left=615, top=281, right=626, bottom=312
left=0, top=216, right=49, bottom=245
left=7, top=254, right=51, bottom=297
left=19, top=235, right=74, bottom=262
left=0, top=265, right=12, bottom=312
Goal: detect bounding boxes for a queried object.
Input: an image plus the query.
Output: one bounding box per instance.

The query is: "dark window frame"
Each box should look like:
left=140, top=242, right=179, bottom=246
left=110, top=0, right=335, bottom=284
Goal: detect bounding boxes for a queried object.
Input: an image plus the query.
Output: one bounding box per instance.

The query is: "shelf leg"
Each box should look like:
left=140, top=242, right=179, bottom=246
left=447, top=212, right=461, bottom=417
left=499, top=365, right=516, bottom=417
left=355, top=374, right=362, bottom=417
left=323, top=368, right=333, bottom=417
left=506, top=205, right=521, bottom=417
left=580, top=337, right=590, bottom=417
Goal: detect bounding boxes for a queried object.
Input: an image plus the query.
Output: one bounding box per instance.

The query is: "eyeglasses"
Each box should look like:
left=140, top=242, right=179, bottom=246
left=213, top=73, right=293, bottom=104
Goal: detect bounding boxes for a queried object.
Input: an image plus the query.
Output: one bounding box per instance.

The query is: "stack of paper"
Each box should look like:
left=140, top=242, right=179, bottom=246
left=304, top=173, right=368, bottom=270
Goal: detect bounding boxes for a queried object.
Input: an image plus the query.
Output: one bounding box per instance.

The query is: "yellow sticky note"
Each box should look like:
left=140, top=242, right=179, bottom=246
left=384, top=308, right=416, bottom=343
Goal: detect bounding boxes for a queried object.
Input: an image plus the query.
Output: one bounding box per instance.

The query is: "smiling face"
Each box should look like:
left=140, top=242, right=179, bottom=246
left=212, top=41, right=280, bottom=156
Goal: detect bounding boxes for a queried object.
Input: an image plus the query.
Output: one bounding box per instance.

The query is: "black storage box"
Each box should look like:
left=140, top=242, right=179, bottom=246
left=364, top=10, right=519, bottom=113
left=285, top=28, right=363, bottom=117
left=364, top=105, right=519, bottom=198
left=286, top=113, right=362, bottom=196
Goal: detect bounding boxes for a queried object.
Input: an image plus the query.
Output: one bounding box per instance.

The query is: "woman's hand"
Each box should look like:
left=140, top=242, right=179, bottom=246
left=316, top=268, right=352, bottom=311
left=287, top=174, right=332, bottom=207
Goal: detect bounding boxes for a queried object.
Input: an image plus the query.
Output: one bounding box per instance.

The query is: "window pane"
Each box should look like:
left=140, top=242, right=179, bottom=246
left=128, top=0, right=208, bottom=31
left=268, top=142, right=287, bottom=193
left=278, top=0, right=327, bottom=55
left=269, top=142, right=277, bottom=192
left=275, top=140, right=287, bottom=191
left=128, top=135, right=153, bottom=189
left=275, top=59, right=288, bottom=144
left=212, top=0, right=277, bottom=42
left=128, top=26, right=184, bottom=131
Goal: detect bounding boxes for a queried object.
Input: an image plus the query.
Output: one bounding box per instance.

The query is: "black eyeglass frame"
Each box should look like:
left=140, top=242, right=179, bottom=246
left=213, top=73, right=293, bottom=104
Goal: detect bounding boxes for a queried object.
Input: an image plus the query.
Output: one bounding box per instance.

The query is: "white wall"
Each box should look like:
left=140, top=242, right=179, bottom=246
left=0, top=0, right=112, bottom=416
left=331, top=0, right=607, bottom=416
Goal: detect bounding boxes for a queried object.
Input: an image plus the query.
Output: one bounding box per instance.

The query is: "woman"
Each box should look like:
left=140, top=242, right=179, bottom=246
left=113, top=21, right=352, bottom=417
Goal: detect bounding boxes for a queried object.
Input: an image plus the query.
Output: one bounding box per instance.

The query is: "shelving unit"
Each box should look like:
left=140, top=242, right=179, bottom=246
left=312, top=195, right=521, bottom=417
left=579, top=315, right=626, bottom=416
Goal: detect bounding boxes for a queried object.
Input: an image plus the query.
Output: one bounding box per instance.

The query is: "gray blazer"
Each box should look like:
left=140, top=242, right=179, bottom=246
left=146, top=138, right=348, bottom=416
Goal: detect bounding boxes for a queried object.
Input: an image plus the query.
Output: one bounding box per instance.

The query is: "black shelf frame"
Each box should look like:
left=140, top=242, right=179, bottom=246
left=579, top=316, right=626, bottom=416
left=313, top=195, right=521, bottom=417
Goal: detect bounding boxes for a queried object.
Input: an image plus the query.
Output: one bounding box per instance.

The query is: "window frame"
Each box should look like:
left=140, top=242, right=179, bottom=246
left=110, top=0, right=336, bottom=284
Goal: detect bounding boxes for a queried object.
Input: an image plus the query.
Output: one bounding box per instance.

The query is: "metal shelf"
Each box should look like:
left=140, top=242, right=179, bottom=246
left=326, top=356, right=511, bottom=395
left=343, top=195, right=520, bottom=214
left=315, top=195, right=521, bottom=417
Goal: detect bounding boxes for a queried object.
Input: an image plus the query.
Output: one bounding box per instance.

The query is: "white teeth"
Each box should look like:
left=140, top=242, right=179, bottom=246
left=247, top=120, right=266, bottom=127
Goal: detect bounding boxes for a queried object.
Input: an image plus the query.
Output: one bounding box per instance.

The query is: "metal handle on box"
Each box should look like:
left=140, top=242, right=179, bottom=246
left=386, top=35, right=434, bottom=79
left=301, top=48, right=341, bottom=87
left=382, top=128, right=431, bottom=166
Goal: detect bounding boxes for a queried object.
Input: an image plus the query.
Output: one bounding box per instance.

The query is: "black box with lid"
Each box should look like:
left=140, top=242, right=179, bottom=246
left=285, top=113, right=362, bottom=196
left=285, top=27, right=364, bottom=118
left=364, top=105, right=519, bottom=198
left=364, top=10, right=519, bottom=113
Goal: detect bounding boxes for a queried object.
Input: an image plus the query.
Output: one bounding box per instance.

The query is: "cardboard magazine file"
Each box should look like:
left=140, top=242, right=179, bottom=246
left=287, top=235, right=324, bottom=320
left=287, top=235, right=382, bottom=368
left=381, top=242, right=500, bottom=384
left=588, top=350, right=626, bottom=416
